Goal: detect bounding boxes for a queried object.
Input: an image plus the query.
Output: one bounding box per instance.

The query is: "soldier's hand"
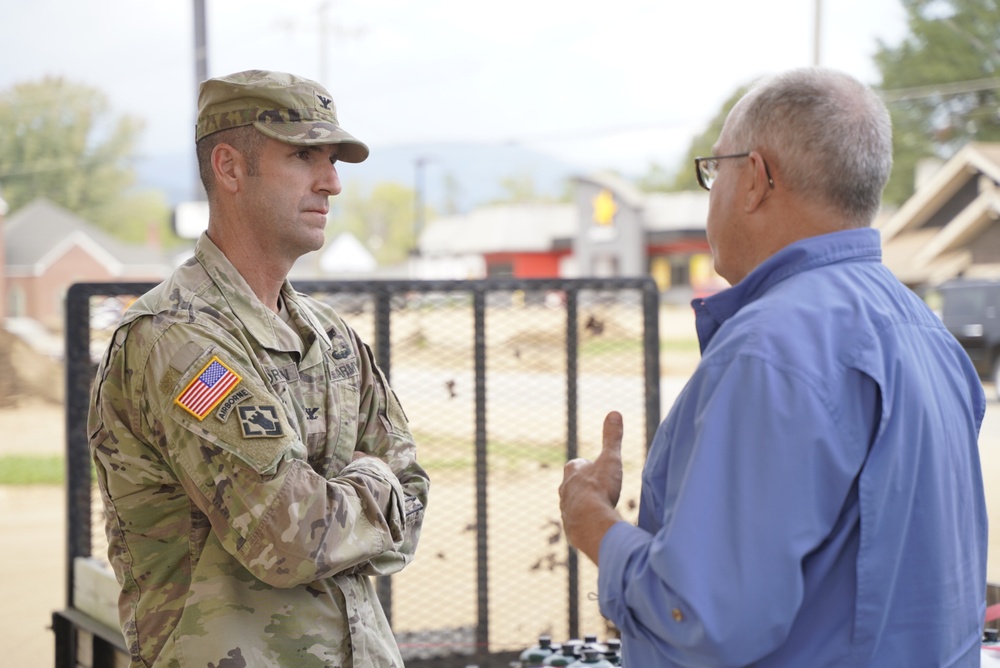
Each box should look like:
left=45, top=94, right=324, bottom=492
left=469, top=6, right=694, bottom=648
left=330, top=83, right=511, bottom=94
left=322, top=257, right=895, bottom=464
left=352, top=450, right=388, bottom=463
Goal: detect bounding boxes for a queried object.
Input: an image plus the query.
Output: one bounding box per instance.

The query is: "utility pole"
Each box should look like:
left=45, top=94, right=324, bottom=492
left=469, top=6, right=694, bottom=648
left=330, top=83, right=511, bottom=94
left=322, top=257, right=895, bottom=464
left=193, top=0, right=209, bottom=201
left=274, top=2, right=364, bottom=84
left=315, top=1, right=366, bottom=83
left=318, top=1, right=330, bottom=84
left=194, top=0, right=208, bottom=87
left=813, top=0, right=822, bottom=66
left=413, top=157, right=428, bottom=253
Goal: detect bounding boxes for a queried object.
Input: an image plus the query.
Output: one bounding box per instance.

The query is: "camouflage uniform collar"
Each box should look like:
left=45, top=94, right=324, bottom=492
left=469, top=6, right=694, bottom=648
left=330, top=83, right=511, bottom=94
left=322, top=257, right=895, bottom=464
left=194, top=233, right=322, bottom=356
left=279, top=284, right=332, bottom=369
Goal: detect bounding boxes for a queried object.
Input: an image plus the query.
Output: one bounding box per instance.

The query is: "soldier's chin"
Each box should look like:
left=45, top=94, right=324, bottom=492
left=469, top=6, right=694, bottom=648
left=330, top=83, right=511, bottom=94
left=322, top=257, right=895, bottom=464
left=284, top=236, right=323, bottom=264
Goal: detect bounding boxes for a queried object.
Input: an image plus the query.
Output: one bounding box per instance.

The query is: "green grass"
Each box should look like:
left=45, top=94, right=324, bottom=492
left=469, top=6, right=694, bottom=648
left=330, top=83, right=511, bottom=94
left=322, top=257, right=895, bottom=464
left=0, top=454, right=65, bottom=485
left=579, top=336, right=698, bottom=356
left=411, top=431, right=568, bottom=472
left=0, top=436, right=571, bottom=482
left=660, top=337, right=700, bottom=353
left=580, top=337, right=642, bottom=356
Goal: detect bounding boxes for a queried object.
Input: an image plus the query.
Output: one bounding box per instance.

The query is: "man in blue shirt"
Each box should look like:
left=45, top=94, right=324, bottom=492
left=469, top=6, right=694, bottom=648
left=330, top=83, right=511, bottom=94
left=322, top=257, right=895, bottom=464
left=559, top=67, right=988, bottom=667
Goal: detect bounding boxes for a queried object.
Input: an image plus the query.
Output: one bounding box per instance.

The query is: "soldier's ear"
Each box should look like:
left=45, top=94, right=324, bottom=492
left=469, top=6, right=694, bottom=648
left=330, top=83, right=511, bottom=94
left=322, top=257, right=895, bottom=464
left=212, top=143, right=242, bottom=194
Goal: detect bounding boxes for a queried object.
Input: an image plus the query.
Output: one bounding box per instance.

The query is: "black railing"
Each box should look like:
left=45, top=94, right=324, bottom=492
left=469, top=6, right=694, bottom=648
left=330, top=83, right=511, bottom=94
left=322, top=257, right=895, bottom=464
left=57, top=277, right=661, bottom=668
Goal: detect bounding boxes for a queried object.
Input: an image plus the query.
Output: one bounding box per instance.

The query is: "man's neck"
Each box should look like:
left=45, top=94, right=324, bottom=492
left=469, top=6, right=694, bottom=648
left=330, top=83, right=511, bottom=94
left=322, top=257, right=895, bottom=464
left=206, top=226, right=290, bottom=313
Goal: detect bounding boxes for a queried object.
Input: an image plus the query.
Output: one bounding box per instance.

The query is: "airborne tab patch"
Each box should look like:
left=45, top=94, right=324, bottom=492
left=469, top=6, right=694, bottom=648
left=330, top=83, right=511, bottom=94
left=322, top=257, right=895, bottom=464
left=215, top=387, right=252, bottom=423
left=175, top=356, right=242, bottom=420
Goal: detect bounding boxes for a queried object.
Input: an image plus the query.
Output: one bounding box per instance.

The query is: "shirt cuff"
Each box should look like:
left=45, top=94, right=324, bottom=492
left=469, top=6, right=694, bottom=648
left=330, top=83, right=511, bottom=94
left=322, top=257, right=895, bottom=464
left=597, top=521, right=652, bottom=622
left=342, top=457, right=405, bottom=540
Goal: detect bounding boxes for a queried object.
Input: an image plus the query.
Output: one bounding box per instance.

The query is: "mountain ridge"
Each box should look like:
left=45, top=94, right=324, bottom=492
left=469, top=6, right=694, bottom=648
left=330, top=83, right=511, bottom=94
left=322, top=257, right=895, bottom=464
left=135, top=142, right=588, bottom=215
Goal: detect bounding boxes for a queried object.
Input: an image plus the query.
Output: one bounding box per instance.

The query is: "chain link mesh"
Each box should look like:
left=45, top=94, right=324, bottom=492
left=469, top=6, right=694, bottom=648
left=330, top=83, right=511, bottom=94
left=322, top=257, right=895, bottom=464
left=72, top=280, right=658, bottom=667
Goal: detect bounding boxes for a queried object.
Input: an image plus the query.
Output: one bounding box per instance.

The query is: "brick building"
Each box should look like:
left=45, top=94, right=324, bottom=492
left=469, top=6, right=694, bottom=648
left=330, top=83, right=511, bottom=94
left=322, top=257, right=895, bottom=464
left=3, top=199, right=170, bottom=330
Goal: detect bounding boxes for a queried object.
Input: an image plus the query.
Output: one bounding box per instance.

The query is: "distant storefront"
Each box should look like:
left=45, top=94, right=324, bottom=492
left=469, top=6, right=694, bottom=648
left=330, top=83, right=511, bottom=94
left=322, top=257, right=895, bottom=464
left=418, top=172, right=720, bottom=301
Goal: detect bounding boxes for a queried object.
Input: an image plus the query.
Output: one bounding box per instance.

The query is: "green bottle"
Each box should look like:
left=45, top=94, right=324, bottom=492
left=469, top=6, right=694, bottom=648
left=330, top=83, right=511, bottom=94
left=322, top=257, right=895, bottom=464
left=519, top=635, right=557, bottom=667
left=543, top=643, right=579, bottom=666
left=603, top=637, right=622, bottom=666
left=567, top=649, right=614, bottom=668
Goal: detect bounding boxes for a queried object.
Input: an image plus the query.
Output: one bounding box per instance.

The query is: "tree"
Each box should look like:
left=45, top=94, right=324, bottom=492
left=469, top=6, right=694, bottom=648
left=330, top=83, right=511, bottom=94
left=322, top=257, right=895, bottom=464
left=441, top=172, right=463, bottom=215
left=634, top=162, right=676, bottom=193
left=639, top=84, right=751, bottom=193
left=875, top=0, right=1000, bottom=206
left=102, top=190, right=174, bottom=246
left=332, top=182, right=424, bottom=266
left=486, top=172, right=571, bottom=205
left=0, top=76, right=173, bottom=243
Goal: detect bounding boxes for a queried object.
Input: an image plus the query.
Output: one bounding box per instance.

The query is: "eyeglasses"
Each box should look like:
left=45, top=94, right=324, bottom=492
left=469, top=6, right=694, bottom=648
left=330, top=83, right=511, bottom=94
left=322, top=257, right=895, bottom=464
left=694, top=152, right=774, bottom=191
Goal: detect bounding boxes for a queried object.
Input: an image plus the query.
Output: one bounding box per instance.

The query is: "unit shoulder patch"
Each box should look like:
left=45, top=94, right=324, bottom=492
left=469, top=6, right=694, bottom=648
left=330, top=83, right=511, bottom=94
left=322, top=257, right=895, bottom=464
left=238, top=405, right=285, bottom=438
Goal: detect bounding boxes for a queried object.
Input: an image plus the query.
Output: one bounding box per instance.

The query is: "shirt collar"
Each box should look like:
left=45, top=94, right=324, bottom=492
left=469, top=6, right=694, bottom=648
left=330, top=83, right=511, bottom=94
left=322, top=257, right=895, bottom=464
left=195, top=233, right=312, bottom=354
left=691, top=228, right=882, bottom=351
left=280, top=283, right=333, bottom=368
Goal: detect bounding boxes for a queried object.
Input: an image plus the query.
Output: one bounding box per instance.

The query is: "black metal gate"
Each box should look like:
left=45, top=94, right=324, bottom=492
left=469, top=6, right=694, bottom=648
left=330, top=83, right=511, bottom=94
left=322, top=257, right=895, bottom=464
left=56, top=277, right=661, bottom=668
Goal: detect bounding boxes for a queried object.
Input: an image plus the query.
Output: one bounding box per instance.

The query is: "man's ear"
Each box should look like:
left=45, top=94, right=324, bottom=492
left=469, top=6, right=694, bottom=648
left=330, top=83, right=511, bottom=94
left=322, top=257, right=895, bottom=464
left=744, top=150, right=773, bottom=213
left=211, top=143, right=242, bottom=194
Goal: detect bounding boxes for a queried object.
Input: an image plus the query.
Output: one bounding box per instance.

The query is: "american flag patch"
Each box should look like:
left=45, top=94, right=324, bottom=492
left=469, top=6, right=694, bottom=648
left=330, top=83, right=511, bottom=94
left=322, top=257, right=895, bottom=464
left=174, top=356, right=242, bottom=420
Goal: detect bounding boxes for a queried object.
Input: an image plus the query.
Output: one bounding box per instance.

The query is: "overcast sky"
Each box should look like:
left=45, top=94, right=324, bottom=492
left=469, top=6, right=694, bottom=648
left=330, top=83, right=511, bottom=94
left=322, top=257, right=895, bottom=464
left=1, top=0, right=908, bottom=175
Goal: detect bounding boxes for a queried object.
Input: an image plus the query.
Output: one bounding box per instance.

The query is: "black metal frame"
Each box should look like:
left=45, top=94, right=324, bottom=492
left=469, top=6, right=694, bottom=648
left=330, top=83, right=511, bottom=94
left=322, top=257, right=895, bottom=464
left=55, top=277, right=661, bottom=668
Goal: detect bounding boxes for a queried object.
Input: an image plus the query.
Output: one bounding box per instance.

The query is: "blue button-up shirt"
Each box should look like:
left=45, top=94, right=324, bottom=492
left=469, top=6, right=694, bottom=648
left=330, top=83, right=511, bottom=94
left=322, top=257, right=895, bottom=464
left=599, top=228, right=987, bottom=667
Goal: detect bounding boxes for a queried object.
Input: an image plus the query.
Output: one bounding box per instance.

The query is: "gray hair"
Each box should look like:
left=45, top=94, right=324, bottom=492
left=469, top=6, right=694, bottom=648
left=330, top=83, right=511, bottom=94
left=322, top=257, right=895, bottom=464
left=728, top=68, right=893, bottom=226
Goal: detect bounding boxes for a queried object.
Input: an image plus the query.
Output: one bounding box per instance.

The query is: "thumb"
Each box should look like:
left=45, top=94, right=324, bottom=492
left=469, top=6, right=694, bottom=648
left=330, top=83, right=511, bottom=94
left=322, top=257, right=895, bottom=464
left=598, top=411, right=623, bottom=463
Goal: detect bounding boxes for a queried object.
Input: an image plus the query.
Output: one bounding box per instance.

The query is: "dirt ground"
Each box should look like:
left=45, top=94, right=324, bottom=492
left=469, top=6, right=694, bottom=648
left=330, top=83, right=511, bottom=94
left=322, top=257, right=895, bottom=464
left=0, top=483, right=65, bottom=666
left=3, top=318, right=1000, bottom=665
left=0, top=400, right=64, bottom=667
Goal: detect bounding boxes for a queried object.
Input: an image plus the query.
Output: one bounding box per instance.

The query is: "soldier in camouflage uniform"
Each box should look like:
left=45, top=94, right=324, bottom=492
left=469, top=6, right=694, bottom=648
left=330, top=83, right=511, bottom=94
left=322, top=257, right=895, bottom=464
left=89, top=70, right=429, bottom=668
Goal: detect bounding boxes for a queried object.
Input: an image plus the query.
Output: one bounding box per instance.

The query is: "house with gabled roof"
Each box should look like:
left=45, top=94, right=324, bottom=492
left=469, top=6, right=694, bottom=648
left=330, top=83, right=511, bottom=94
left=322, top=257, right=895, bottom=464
left=0, top=192, right=7, bottom=327
left=3, top=198, right=171, bottom=330
left=880, top=143, right=1000, bottom=288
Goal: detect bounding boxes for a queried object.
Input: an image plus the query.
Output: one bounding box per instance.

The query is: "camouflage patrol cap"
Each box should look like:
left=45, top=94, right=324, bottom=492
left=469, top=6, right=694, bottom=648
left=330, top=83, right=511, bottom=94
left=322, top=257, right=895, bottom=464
left=196, top=70, right=369, bottom=163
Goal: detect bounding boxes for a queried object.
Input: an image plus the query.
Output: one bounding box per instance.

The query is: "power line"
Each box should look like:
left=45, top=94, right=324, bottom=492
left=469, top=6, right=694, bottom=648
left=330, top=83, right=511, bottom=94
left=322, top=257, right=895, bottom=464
left=880, top=77, right=1000, bottom=102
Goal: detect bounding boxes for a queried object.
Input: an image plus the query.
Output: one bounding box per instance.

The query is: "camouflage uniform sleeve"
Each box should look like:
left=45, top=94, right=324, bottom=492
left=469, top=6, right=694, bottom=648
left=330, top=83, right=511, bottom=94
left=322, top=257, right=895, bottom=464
left=348, top=328, right=430, bottom=577
left=120, top=320, right=416, bottom=588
